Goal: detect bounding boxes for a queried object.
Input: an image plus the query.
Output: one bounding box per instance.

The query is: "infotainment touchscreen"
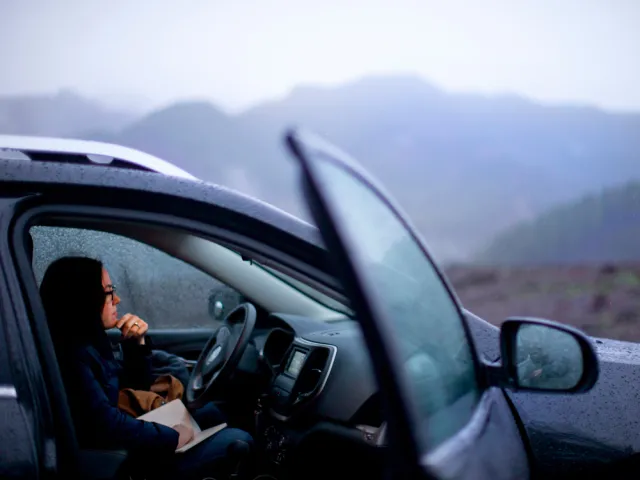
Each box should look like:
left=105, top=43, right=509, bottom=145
left=286, top=350, right=306, bottom=377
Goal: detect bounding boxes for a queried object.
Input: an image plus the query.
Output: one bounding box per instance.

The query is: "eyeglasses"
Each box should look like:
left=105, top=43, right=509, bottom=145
left=104, top=284, right=117, bottom=302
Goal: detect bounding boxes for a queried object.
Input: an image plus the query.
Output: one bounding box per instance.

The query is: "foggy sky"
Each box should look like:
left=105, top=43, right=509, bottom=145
left=1, top=0, right=638, bottom=113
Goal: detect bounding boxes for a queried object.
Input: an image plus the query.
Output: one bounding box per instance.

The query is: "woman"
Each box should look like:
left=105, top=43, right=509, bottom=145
left=40, top=256, right=253, bottom=479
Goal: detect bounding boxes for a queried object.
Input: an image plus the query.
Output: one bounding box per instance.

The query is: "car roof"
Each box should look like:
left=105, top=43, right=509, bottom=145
left=0, top=156, right=324, bottom=250
left=0, top=134, right=328, bottom=275
left=0, top=134, right=196, bottom=180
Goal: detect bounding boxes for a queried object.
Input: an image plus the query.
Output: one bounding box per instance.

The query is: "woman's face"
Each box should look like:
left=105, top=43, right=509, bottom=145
left=101, top=268, right=121, bottom=330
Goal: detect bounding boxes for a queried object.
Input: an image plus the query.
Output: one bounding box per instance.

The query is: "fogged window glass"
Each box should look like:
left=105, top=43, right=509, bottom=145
left=30, top=226, right=242, bottom=328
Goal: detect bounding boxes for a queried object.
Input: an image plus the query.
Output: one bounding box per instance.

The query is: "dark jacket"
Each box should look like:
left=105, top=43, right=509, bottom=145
left=62, top=339, right=179, bottom=454
left=150, top=349, right=191, bottom=387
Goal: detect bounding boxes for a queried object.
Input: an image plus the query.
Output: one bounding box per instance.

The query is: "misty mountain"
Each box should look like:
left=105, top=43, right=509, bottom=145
left=104, top=76, right=640, bottom=261
left=477, top=181, right=640, bottom=265
left=0, top=90, right=134, bottom=137
left=3, top=76, right=639, bottom=262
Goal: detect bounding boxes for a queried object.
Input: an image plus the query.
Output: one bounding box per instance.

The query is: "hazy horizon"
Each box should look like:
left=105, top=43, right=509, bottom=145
left=6, top=71, right=640, bottom=119
left=1, top=0, right=638, bottom=114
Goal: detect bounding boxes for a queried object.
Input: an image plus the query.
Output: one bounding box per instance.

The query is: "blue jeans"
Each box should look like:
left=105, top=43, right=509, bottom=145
left=168, top=402, right=254, bottom=479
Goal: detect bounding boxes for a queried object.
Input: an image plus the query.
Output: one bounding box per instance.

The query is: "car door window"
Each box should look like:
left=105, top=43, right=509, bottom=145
left=30, top=226, right=243, bottom=329
left=292, top=137, right=480, bottom=451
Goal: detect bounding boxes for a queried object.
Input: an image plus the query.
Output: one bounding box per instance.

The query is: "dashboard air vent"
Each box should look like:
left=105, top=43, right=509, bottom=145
left=292, top=347, right=331, bottom=404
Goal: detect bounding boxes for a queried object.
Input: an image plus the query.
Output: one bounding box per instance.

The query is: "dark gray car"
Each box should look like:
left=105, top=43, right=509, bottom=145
left=0, top=132, right=633, bottom=480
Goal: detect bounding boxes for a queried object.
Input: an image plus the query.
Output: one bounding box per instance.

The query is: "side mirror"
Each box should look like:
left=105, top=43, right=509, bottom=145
left=209, top=297, right=225, bottom=320
left=207, top=286, right=246, bottom=321
left=492, top=317, right=599, bottom=393
left=208, top=291, right=226, bottom=320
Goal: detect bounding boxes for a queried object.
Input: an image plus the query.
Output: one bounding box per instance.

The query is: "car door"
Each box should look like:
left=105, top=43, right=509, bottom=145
left=286, top=129, right=530, bottom=480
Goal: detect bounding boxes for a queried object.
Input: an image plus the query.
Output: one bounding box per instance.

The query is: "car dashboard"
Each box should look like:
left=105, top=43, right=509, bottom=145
left=248, top=312, right=384, bottom=468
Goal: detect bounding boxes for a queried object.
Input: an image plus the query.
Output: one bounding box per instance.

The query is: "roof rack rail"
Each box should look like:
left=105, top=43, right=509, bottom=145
left=0, top=135, right=197, bottom=180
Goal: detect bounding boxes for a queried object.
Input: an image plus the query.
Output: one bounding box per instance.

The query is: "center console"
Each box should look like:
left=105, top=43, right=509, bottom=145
left=255, top=335, right=336, bottom=468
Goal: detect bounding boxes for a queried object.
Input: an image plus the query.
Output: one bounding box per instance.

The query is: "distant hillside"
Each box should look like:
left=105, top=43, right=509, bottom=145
left=446, top=263, right=640, bottom=342
left=477, top=182, right=640, bottom=265
left=0, top=90, right=134, bottom=137
left=3, top=78, right=640, bottom=262
left=82, top=101, right=290, bottom=217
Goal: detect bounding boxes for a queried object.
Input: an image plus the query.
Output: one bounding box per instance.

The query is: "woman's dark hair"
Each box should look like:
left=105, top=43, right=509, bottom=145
left=40, top=256, right=113, bottom=358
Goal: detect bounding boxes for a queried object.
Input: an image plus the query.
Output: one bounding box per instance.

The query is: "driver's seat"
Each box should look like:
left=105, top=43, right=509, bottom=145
left=28, top=235, right=131, bottom=479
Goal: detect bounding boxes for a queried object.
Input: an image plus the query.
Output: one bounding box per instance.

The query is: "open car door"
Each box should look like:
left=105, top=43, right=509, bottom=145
left=285, top=129, right=531, bottom=480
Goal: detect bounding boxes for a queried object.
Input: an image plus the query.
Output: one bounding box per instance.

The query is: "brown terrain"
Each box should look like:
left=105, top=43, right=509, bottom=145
left=445, top=263, right=640, bottom=342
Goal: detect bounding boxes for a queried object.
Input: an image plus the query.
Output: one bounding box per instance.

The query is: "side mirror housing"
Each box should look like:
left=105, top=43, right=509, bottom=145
left=208, top=294, right=225, bottom=320
left=486, top=317, right=599, bottom=393
left=207, top=286, right=246, bottom=321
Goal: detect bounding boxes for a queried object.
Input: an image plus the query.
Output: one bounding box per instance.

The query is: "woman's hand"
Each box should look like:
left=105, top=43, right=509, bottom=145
left=116, top=314, right=149, bottom=345
left=172, top=423, right=195, bottom=449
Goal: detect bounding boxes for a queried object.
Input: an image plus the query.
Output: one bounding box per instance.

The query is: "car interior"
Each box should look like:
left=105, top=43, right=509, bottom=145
left=22, top=213, right=389, bottom=480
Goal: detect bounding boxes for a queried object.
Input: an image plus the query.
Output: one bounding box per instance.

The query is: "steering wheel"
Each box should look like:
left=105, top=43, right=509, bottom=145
left=185, top=302, right=257, bottom=409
